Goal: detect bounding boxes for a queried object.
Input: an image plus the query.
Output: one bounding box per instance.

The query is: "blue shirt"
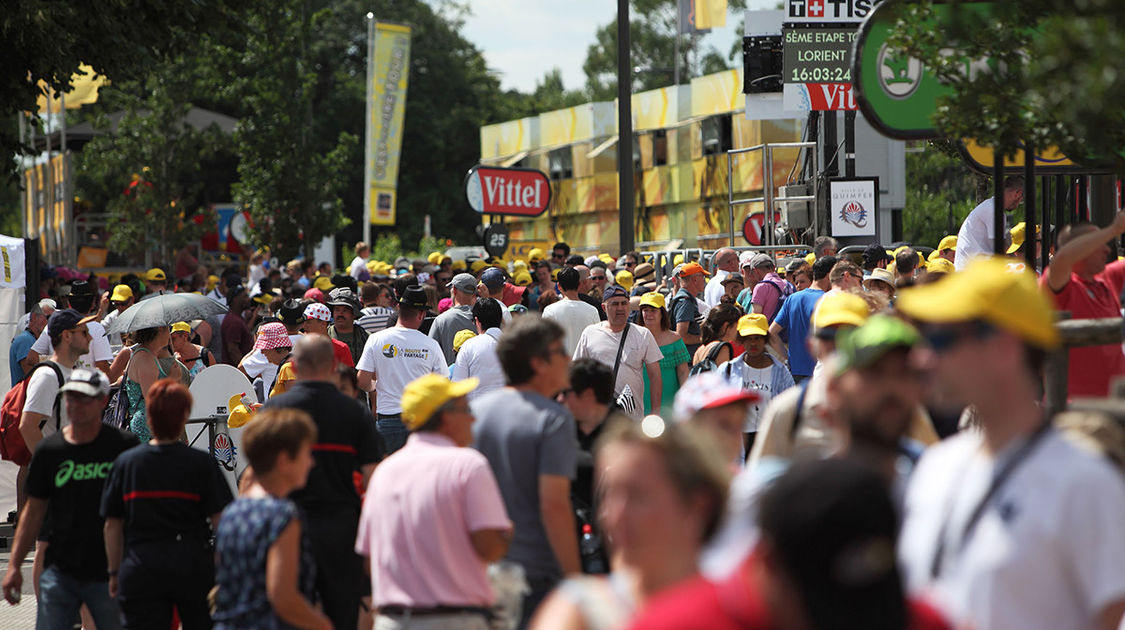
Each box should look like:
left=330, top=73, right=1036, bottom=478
left=9, top=329, right=35, bottom=387
left=772, top=288, right=824, bottom=377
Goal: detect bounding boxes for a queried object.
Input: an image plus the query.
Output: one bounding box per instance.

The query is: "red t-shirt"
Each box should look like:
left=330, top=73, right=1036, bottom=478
left=1042, top=259, right=1125, bottom=397
left=627, top=564, right=951, bottom=630
left=331, top=338, right=355, bottom=368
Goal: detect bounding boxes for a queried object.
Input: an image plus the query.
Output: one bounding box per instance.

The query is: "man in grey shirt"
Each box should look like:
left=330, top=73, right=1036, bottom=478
left=429, top=273, right=479, bottom=364
left=471, top=315, right=579, bottom=628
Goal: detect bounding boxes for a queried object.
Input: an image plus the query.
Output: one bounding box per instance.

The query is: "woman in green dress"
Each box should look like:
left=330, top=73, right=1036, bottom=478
left=639, top=292, right=690, bottom=417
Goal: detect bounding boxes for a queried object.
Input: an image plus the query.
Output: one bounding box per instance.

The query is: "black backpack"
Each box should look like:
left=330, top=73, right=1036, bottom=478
left=689, top=342, right=731, bottom=377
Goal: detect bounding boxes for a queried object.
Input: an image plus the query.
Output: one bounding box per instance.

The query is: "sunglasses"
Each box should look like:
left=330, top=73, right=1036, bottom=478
left=920, top=321, right=994, bottom=353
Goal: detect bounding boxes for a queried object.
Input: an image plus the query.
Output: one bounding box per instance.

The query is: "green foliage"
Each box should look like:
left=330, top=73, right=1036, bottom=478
left=887, top=1, right=1125, bottom=174
left=367, top=232, right=452, bottom=263
left=901, top=142, right=984, bottom=248
left=0, top=0, right=249, bottom=178
left=75, top=53, right=232, bottom=263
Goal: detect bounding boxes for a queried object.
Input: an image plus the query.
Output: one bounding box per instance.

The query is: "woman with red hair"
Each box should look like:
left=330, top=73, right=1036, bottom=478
left=100, top=379, right=235, bottom=629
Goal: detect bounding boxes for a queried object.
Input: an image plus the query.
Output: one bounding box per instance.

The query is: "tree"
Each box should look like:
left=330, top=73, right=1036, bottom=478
left=583, top=0, right=746, bottom=101
left=887, top=1, right=1125, bottom=174
left=75, top=49, right=236, bottom=264
left=209, top=0, right=359, bottom=261
left=0, top=1, right=249, bottom=177
left=901, top=141, right=984, bottom=247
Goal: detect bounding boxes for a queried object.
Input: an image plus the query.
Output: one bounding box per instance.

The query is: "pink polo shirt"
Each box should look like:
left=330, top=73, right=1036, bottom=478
left=355, top=432, right=512, bottom=607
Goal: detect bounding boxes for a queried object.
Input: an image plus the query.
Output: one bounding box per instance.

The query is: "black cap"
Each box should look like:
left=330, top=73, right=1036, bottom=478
left=279, top=299, right=308, bottom=326
left=47, top=308, right=87, bottom=339
left=565, top=254, right=584, bottom=266
left=69, top=279, right=95, bottom=297
left=327, top=287, right=361, bottom=315
left=398, top=284, right=429, bottom=309
left=758, top=458, right=906, bottom=630
left=330, top=274, right=358, bottom=293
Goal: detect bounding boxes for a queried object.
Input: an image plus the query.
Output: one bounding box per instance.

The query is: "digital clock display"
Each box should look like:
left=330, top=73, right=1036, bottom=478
left=782, top=27, right=856, bottom=84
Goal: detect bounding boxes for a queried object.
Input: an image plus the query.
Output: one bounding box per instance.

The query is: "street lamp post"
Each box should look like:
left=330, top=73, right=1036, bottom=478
left=362, top=12, right=375, bottom=247
left=617, top=0, right=635, bottom=255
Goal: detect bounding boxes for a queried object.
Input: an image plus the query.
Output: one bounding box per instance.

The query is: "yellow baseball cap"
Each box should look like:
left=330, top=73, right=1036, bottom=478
left=428, top=251, right=443, bottom=265
left=812, top=291, right=869, bottom=330
left=1006, top=222, right=1039, bottom=254
left=206, top=274, right=220, bottom=291
left=451, top=260, right=467, bottom=272
left=737, top=313, right=769, bottom=337
left=252, top=293, right=274, bottom=305
left=550, top=268, right=560, bottom=281
left=513, top=260, right=528, bottom=270
left=170, top=321, right=192, bottom=334
left=927, top=258, right=955, bottom=274
left=146, top=268, right=166, bottom=282
left=110, top=284, right=133, bottom=302
left=470, top=260, right=488, bottom=274
left=401, top=374, right=478, bottom=430
left=313, top=276, right=334, bottom=291
left=673, top=253, right=685, bottom=266
left=453, top=329, right=477, bottom=353
left=513, top=271, right=533, bottom=286
left=615, top=270, right=634, bottom=292
left=938, top=235, right=958, bottom=251
left=529, top=248, right=546, bottom=262
left=805, top=252, right=816, bottom=265
left=897, top=257, right=1058, bottom=349
left=639, top=292, right=665, bottom=309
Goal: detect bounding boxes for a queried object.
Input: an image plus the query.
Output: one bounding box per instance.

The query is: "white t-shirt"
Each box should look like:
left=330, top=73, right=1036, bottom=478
left=451, top=328, right=505, bottom=400
left=240, top=350, right=279, bottom=400
left=899, top=428, right=1125, bottom=630
left=22, top=363, right=73, bottom=439
left=542, top=298, right=601, bottom=357
left=356, top=326, right=447, bottom=415
left=572, top=322, right=663, bottom=419
left=703, top=270, right=730, bottom=307
left=725, top=361, right=774, bottom=432
left=955, top=198, right=1010, bottom=270
left=31, top=322, right=114, bottom=372
left=349, top=256, right=369, bottom=279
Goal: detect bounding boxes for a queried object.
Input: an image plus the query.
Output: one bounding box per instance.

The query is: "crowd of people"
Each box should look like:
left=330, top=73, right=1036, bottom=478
left=2, top=218, right=1125, bottom=630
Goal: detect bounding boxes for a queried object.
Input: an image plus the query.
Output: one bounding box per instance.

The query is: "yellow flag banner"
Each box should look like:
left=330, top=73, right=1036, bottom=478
left=369, top=22, right=412, bottom=226
left=695, top=0, right=727, bottom=30
left=36, top=64, right=108, bottom=114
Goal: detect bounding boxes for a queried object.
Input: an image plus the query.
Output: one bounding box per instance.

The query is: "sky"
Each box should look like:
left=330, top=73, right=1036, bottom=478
left=447, top=0, right=779, bottom=93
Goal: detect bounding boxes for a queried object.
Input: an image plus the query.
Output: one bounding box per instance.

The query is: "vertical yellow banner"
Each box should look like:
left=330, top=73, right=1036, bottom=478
left=695, top=0, right=727, bottom=29
left=369, top=22, right=412, bottom=226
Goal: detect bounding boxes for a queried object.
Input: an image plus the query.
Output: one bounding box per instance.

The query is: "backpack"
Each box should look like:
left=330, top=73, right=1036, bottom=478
left=0, top=361, right=64, bottom=465
left=689, top=342, right=732, bottom=377
left=757, top=277, right=795, bottom=321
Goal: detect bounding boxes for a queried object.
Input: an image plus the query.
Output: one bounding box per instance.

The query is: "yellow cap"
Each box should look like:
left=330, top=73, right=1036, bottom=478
left=428, top=251, right=443, bottom=265
left=110, top=284, right=133, bottom=302
left=927, top=258, right=955, bottom=274
left=938, top=235, right=958, bottom=251
left=227, top=393, right=256, bottom=429
left=313, top=276, right=334, bottom=291
left=805, top=252, right=816, bottom=264
left=1006, top=222, right=1039, bottom=254
left=513, top=260, right=528, bottom=270
left=206, top=275, right=220, bottom=291
left=737, top=313, right=769, bottom=337
left=927, top=249, right=942, bottom=263
left=170, top=321, right=191, bottom=334
left=673, top=253, right=685, bottom=266
left=452, top=260, right=467, bottom=272
left=146, top=268, right=166, bottom=282
left=639, top=292, right=665, bottom=309
left=529, top=248, right=546, bottom=262
left=615, top=270, right=634, bottom=292
left=812, top=291, right=869, bottom=330
left=513, top=271, right=533, bottom=286
left=470, top=260, right=488, bottom=274
left=401, top=374, right=478, bottom=430
left=893, top=245, right=911, bottom=257
left=598, top=253, right=614, bottom=264
left=252, top=293, right=274, bottom=305
left=453, top=329, right=477, bottom=353
left=550, top=268, right=560, bottom=281
left=897, top=257, right=1058, bottom=348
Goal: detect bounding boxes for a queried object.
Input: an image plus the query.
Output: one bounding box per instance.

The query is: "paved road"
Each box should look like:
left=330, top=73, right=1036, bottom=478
left=0, top=521, right=38, bottom=628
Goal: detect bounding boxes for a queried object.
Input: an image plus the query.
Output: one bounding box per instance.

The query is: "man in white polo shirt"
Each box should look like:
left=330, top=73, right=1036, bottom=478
left=452, top=298, right=505, bottom=400
left=357, top=285, right=447, bottom=454
left=895, top=258, right=1125, bottom=630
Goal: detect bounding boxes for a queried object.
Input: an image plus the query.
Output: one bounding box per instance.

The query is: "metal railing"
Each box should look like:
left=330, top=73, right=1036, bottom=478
left=726, top=141, right=818, bottom=247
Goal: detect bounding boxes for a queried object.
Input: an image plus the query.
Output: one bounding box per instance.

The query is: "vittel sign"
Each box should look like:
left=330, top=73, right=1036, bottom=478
left=465, top=166, right=552, bottom=217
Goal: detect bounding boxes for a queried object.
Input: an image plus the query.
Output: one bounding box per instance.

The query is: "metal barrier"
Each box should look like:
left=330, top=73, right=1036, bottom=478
left=726, top=141, right=819, bottom=247
left=640, top=244, right=814, bottom=285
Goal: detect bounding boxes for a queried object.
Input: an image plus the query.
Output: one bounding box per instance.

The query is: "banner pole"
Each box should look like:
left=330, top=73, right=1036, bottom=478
left=362, top=12, right=376, bottom=248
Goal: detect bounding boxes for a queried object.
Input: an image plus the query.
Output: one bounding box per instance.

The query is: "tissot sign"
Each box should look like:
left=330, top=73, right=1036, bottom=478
left=465, top=166, right=551, bottom=217
left=786, top=0, right=883, bottom=24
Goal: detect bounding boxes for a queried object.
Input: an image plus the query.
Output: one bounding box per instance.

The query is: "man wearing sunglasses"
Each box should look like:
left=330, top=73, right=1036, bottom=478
left=550, top=242, right=570, bottom=269
left=896, top=257, right=1125, bottom=630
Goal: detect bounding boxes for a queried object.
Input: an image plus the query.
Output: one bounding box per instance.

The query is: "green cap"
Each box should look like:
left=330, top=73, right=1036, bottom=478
left=835, top=315, right=921, bottom=374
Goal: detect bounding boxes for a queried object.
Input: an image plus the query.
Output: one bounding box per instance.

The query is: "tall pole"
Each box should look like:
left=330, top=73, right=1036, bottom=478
left=617, top=0, right=635, bottom=254
left=674, top=0, right=682, bottom=86
left=992, top=148, right=1005, bottom=255
left=362, top=13, right=376, bottom=249
left=1023, top=144, right=1036, bottom=269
